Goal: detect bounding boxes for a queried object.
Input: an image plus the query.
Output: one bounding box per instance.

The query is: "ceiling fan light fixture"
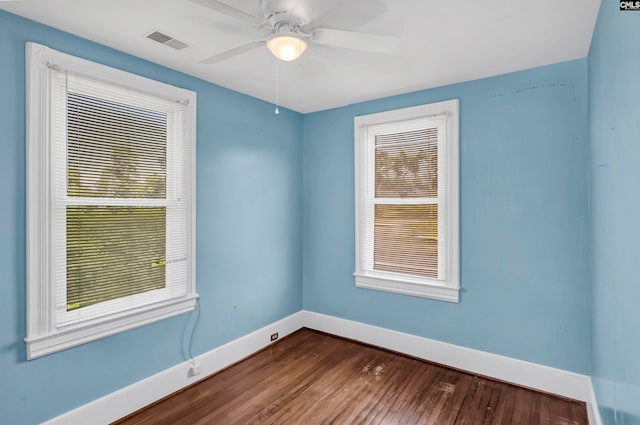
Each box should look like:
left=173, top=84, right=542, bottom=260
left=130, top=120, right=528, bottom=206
left=266, top=34, right=307, bottom=61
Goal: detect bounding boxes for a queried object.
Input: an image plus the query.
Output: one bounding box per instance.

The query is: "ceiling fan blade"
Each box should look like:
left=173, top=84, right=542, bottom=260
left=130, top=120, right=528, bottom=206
left=302, top=0, right=388, bottom=32
left=290, top=0, right=342, bottom=26
left=201, top=40, right=265, bottom=64
left=311, top=28, right=398, bottom=54
left=190, top=0, right=265, bottom=26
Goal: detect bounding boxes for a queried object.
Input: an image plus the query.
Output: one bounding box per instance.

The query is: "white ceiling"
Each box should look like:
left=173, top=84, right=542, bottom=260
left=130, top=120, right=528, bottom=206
left=1, top=0, right=601, bottom=113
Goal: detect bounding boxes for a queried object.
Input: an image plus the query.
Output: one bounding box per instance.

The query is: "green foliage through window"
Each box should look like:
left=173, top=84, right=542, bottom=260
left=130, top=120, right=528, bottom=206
left=66, top=206, right=166, bottom=311
left=65, top=92, right=168, bottom=311
left=67, top=92, right=167, bottom=199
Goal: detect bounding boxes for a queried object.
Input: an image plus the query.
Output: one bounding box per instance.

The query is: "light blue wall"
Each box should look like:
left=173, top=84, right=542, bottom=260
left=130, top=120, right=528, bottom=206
left=0, top=6, right=616, bottom=425
left=302, top=60, right=591, bottom=374
left=589, top=2, right=640, bottom=424
left=0, top=11, right=302, bottom=425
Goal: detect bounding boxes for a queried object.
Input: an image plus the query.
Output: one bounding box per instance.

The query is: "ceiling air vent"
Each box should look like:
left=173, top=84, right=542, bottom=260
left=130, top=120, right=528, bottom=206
left=146, top=31, right=189, bottom=50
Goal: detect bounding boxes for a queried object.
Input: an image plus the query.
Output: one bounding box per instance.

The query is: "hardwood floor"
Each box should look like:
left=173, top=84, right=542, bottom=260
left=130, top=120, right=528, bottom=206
left=113, top=329, right=588, bottom=425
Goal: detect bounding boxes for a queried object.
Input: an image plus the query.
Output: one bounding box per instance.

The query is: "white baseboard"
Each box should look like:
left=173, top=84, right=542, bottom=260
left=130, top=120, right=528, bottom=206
left=42, top=311, right=304, bottom=425
left=43, top=309, right=598, bottom=424
left=587, top=379, right=603, bottom=425
left=301, top=311, right=591, bottom=402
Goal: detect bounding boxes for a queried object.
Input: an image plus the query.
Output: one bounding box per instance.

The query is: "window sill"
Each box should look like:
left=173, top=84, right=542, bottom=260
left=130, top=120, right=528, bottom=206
left=355, top=272, right=459, bottom=303
left=25, top=295, right=198, bottom=360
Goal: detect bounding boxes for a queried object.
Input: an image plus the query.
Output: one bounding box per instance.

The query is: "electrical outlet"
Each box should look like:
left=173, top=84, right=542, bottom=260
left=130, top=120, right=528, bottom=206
left=188, top=364, right=201, bottom=377
left=270, top=332, right=279, bottom=342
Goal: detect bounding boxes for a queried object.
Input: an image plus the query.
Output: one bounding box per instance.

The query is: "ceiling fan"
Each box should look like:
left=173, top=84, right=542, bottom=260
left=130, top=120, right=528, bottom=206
left=192, top=0, right=397, bottom=64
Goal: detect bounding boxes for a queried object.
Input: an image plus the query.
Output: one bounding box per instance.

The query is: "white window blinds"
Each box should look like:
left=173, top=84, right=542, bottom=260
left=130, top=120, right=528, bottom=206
left=51, top=71, right=191, bottom=325
left=26, top=42, right=197, bottom=359
left=364, top=117, right=447, bottom=281
left=354, top=100, right=459, bottom=302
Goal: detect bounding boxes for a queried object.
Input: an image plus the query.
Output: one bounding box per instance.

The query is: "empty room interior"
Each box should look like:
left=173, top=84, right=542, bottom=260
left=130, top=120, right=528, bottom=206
left=0, top=0, right=638, bottom=424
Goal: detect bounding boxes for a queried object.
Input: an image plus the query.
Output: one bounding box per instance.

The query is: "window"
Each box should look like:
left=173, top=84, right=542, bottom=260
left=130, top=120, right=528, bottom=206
left=25, top=42, right=197, bottom=359
left=354, top=100, right=459, bottom=302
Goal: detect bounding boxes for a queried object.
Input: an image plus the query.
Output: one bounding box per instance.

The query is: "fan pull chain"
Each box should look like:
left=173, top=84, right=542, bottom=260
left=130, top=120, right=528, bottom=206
left=298, top=49, right=303, bottom=107
left=274, top=56, right=280, bottom=115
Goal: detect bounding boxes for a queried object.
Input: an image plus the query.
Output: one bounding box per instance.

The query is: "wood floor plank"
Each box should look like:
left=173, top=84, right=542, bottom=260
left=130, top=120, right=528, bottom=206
left=113, top=329, right=588, bottom=425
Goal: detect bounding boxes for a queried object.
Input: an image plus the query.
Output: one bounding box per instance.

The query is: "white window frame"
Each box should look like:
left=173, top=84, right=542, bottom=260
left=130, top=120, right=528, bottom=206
left=25, top=42, right=198, bottom=359
left=354, top=100, right=460, bottom=302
